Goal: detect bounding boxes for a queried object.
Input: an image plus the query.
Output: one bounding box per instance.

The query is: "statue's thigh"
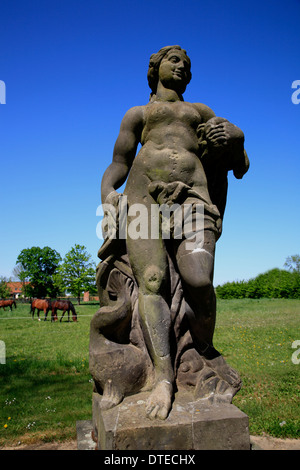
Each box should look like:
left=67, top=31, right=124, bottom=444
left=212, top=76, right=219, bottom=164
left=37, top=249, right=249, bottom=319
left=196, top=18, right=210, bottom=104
left=126, top=236, right=168, bottom=293
left=175, top=230, right=216, bottom=288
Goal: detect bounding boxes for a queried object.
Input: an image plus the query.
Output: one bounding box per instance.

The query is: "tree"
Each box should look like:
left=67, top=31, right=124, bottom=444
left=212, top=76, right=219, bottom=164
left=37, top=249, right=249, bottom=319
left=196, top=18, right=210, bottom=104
left=16, top=246, right=62, bottom=298
left=216, top=268, right=300, bottom=299
left=0, top=276, right=11, bottom=299
left=284, top=255, right=300, bottom=273
left=52, top=271, right=67, bottom=297
left=12, top=263, right=30, bottom=297
left=58, top=244, right=96, bottom=304
left=12, top=263, right=24, bottom=281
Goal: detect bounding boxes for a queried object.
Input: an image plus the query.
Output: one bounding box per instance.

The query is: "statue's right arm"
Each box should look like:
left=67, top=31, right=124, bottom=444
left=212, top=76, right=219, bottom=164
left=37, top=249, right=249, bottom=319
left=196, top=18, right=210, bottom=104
left=101, top=106, right=144, bottom=203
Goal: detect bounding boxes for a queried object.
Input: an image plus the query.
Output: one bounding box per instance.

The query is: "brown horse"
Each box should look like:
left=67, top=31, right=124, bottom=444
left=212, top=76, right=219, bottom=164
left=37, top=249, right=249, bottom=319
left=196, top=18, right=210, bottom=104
left=30, top=299, right=56, bottom=321
left=51, top=300, right=77, bottom=322
left=0, top=299, right=17, bottom=311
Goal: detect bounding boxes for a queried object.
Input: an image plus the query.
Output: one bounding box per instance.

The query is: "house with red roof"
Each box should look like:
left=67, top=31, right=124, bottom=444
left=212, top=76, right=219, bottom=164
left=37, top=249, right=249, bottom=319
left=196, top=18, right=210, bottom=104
left=7, top=282, right=30, bottom=299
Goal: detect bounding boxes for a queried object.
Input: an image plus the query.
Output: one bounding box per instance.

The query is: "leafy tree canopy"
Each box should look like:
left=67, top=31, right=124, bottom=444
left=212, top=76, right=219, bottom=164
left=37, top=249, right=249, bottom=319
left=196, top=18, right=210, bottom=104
left=216, top=267, right=300, bottom=299
left=57, top=244, right=96, bottom=304
left=17, top=246, right=62, bottom=298
left=284, top=254, right=300, bottom=273
left=0, top=276, right=11, bottom=299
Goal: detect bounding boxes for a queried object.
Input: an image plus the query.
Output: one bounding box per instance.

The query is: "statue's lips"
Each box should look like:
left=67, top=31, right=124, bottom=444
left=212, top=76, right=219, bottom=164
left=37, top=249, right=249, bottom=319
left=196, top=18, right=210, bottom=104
left=172, top=71, right=184, bottom=78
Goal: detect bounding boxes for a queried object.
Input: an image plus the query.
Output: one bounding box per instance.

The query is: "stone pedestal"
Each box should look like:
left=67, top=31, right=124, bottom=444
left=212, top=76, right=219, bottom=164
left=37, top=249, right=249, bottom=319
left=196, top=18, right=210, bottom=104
left=92, top=390, right=250, bottom=450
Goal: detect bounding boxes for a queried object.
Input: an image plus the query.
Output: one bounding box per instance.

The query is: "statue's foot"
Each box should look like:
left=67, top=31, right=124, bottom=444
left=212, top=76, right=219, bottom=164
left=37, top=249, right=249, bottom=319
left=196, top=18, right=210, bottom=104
left=100, top=379, right=123, bottom=411
left=146, top=380, right=173, bottom=420
left=194, top=353, right=242, bottom=403
left=204, top=353, right=241, bottom=388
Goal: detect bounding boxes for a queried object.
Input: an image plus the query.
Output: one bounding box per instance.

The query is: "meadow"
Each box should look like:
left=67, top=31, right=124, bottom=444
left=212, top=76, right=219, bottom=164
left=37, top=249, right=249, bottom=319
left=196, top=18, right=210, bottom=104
left=0, top=298, right=299, bottom=446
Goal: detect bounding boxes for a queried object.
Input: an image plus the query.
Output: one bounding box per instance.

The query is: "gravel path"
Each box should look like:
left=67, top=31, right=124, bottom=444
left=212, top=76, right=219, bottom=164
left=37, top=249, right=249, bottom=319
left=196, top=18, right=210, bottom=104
left=1, top=435, right=300, bottom=450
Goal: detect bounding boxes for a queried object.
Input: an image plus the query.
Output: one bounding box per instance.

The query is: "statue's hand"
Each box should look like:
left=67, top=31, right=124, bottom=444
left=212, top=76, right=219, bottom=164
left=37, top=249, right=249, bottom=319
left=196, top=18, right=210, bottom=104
left=198, top=117, right=244, bottom=168
left=102, top=191, right=122, bottom=240
left=204, top=118, right=229, bottom=150
left=105, top=190, right=121, bottom=208
left=205, top=117, right=244, bottom=150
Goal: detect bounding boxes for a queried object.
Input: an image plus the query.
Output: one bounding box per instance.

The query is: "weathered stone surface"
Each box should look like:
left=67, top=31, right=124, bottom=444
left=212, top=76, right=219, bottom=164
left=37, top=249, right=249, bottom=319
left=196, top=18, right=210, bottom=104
left=89, top=45, right=250, bottom=428
left=76, top=420, right=95, bottom=450
left=93, top=391, right=250, bottom=450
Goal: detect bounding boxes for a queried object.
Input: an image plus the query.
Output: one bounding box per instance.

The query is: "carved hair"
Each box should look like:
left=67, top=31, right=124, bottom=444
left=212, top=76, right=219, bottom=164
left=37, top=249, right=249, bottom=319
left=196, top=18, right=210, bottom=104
left=147, top=45, right=192, bottom=98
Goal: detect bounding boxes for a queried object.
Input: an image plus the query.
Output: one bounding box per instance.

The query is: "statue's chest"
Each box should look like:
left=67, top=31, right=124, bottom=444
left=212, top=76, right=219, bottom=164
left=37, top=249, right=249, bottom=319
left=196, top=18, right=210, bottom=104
left=145, top=102, right=201, bottom=128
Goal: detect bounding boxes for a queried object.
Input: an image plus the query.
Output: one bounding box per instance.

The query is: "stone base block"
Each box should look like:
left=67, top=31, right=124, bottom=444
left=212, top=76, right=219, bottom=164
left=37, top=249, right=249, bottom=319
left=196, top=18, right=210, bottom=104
left=76, top=420, right=96, bottom=450
left=92, top=390, right=250, bottom=450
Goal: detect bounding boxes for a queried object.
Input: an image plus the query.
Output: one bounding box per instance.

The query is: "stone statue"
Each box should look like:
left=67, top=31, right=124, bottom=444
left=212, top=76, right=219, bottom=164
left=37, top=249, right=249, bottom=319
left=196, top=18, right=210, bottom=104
left=90, top=45, right=249, bottom=422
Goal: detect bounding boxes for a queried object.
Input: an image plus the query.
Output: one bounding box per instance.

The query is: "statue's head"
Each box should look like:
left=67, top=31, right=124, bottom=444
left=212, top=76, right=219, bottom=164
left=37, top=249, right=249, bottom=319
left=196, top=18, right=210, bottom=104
left=147, top=45, right=192, bottom=97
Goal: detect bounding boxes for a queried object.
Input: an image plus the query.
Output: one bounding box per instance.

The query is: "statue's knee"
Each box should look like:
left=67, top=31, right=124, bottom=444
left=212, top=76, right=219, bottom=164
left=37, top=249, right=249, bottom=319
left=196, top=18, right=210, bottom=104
left=188, top=274, right=212, bottom=291
left=177, top=249, right=214, bottom=291
left=142, top=265, right=166, bottom=294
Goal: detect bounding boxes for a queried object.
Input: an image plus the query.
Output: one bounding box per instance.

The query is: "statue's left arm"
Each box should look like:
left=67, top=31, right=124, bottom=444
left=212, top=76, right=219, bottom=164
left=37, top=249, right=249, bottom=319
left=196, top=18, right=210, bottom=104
left=193, top=104, right=249, bottom=219
left=198, top=112, right=249, bottom=179
left=205, top=117, right=249, bottom=179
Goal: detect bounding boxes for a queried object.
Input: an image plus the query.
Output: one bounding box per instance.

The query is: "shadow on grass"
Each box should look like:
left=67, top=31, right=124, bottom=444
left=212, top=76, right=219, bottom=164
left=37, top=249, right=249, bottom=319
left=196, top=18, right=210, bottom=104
left=1, top=357, right=92, bottom=409
left=0, top=357, right=93, bottom=443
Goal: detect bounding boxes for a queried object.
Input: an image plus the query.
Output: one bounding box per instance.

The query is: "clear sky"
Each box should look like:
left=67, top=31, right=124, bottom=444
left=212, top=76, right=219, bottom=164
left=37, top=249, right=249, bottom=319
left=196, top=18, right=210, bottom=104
left=0, top=0, right=299, bottom=286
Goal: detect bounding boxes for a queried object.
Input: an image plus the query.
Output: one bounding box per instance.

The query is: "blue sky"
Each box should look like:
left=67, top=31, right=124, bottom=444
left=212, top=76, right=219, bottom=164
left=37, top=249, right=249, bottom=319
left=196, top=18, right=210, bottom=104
left=0, top=0, right=299, bottom=286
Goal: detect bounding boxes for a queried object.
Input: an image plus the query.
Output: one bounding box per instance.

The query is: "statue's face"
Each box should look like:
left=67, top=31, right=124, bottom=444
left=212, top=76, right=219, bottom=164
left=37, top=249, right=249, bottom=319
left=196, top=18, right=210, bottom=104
left=158, top=49, right=190, bottom=93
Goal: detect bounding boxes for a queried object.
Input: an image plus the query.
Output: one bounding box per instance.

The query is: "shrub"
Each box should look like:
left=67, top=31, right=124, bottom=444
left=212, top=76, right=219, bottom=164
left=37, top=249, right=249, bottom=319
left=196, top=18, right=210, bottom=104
left=216, top=269, right=300, bottom=299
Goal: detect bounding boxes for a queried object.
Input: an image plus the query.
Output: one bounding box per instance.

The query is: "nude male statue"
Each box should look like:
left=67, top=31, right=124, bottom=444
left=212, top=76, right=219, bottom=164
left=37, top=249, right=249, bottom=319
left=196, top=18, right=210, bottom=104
left=99, top=45, right=249, bottom=420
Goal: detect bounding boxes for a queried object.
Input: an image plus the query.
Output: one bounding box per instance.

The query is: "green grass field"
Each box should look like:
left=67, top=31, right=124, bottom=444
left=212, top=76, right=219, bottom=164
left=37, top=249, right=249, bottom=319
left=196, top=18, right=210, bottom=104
left=0, top=298, right=299, bottom=446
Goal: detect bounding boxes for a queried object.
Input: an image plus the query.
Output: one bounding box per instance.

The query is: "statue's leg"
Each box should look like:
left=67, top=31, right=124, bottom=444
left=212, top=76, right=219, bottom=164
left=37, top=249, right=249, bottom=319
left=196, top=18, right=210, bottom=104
left=126, top=231, right=174, bottom=420
left=175, top=229, right=217, bottom=353
left=175, top=229, right=242, bottom=397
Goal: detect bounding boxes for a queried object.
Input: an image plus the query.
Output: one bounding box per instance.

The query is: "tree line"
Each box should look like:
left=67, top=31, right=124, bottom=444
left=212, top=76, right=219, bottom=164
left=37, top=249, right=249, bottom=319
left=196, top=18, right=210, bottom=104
left=2, top=251, right=299, bottom=302
left=216, top=255, right=300, bottom=299
left=1, top=244, right=97, bottom=304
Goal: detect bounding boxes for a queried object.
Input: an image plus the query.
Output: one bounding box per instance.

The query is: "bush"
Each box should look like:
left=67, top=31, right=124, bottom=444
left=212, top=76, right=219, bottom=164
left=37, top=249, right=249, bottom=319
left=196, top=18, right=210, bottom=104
left=216, top=268, right=300, bottom=299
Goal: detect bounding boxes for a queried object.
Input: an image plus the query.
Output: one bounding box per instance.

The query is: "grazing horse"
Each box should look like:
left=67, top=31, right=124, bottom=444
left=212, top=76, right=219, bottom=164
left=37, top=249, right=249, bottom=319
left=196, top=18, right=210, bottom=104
left=30, top=299, right=55, bottom=321
left=51, top=299, right=77, bottom=322
left=0, top=299, right=17, bottom=311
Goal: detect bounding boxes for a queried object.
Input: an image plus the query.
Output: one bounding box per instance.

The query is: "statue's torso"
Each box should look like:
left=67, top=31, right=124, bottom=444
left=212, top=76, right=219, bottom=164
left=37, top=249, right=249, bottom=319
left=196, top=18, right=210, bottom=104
left=126, top=100, right=210, bottom=198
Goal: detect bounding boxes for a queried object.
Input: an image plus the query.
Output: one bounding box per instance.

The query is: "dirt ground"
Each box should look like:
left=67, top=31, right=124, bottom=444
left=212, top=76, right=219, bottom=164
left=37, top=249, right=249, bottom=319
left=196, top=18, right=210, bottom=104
left=250, top=435, right=300, bottom=450
left=1, top=435, right=300, bottom=450
left=0, top=439, right=78, bottom=450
